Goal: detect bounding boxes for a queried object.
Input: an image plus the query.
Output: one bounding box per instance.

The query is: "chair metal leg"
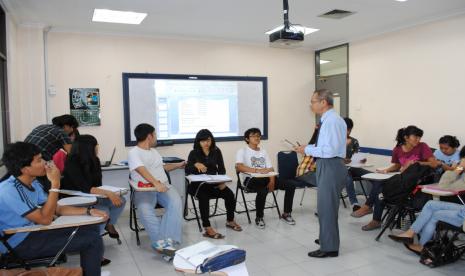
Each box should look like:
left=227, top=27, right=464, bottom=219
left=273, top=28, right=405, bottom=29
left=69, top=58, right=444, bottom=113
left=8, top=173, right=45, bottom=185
left=300, top=187, right=306, bottom=206
left=341, top=195, right=347, bottom=209
left=211, top=198, right=219, bottom=216
left=183, top=183, right=189, bottom=218
left=271, top=191, right=281, bottom=218
left=359, top=180, right=368, bottom=200
left=129, top=188, right=141, bottom=246
left=49, top=226, right=79, bottom=267
left=190, top=195, right=203, bottom=232
left=376, top=206, right=399, bottom=241
left=241, top=188, right=251, bottom=224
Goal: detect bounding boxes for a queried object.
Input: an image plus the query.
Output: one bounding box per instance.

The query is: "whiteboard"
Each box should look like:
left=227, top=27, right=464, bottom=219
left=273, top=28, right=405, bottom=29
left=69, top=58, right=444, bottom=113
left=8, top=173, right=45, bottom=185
left=122, top=73, right=268, bottom=146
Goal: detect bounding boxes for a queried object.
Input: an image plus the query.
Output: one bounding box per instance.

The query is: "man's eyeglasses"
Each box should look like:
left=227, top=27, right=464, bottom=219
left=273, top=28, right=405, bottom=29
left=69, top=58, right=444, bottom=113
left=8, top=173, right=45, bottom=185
left=249, top=134, right=261, bottom=138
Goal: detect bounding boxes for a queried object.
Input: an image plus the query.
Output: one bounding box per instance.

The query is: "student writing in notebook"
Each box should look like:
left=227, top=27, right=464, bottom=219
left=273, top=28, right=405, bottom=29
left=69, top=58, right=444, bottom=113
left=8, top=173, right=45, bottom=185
left=185, top=129, right=241, bottom=239
left=62, top=135, right=126, bottom=246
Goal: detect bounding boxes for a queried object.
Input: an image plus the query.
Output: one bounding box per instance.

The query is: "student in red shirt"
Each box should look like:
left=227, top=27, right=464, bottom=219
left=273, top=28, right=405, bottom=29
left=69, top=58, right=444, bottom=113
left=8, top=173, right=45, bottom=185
left=352, top=125, right=440, bottom=230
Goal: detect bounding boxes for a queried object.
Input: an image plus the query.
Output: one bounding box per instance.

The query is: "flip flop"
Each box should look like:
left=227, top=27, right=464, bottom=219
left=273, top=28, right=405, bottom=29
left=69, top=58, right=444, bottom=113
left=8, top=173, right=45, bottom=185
left=203, top=232, right=225, bottom=239
left=226, top=223, right=243, bottom=232
left=403, top=243, right=421, bottom=256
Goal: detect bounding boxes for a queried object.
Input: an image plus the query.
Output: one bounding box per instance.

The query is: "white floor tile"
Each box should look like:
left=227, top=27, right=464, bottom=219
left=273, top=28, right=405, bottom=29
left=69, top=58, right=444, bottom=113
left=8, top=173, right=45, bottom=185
left=60, top=189, right=465, bottom=276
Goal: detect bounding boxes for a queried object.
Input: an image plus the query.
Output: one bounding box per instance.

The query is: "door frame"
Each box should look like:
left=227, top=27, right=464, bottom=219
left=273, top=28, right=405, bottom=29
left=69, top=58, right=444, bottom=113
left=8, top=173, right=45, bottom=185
left=315, top=43, right=349, bottom=117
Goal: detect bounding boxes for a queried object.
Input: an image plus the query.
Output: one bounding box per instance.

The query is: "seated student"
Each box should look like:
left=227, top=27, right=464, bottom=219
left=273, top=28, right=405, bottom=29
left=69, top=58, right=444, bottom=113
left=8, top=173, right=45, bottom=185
left=128, top=123, right=185, bottom=255
left=185, top=129, right=241, bottom=238
left=24, top=114, right=79, bottom=161
left=236, top=128, right=282, bottom=228
left=62, top=134, right=126, bottom=241
left=438, top=147, right=465, bottom=189
left=388, top=200, right=465, bottom=259
left=343, top=117, right=369, bottom=212
left=0, top=142, right=107, bottom=276
left=352, top=126, right=439, bottom=230
left=434, top=135, right=461, bottom=175
left=53, top=129, right=79, bottom=173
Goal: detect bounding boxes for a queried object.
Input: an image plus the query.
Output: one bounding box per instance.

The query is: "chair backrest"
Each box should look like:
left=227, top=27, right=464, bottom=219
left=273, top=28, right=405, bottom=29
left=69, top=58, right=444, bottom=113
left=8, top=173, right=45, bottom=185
left=277, top=151, right=299, bottom=180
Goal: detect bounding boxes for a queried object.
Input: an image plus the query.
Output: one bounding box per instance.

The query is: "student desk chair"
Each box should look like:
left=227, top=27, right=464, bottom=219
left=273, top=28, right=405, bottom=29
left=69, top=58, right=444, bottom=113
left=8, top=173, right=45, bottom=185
left=1, top=215, right=106, bottom=270
left=421, top=184, right=465, bottom=205
left=56, top=187, right=127, bottom=245
left=234, top=171, right=281, bottom=224
left=184, top=175, right=232, bottom=232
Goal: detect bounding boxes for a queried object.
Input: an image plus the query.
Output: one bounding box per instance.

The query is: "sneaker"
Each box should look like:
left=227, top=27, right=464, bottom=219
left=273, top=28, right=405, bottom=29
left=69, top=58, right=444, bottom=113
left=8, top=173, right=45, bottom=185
left=255, top=217, right=266, bottom=229
left=281, top=213, right=296, bottom=225
left=352, top=205, right=361, bottom=212
left=152, top=239, right=177, bottom=256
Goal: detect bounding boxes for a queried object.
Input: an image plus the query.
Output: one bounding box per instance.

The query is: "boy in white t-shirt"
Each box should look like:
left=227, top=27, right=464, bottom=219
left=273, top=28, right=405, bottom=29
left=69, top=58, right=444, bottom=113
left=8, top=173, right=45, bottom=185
left=128, top=123, right=185, bottom=256
left=235, top=128, right=276, bottom=229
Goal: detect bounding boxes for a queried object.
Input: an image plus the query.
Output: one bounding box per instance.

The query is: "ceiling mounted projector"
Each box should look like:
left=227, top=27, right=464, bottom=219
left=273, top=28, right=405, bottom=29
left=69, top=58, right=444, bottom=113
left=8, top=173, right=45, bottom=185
left=267, top=0, right=318, bottom=48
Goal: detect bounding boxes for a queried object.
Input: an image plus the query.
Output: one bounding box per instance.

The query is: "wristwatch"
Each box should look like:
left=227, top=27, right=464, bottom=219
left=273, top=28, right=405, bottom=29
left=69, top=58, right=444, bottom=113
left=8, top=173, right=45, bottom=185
left=86, top=206, right=93, bottom=216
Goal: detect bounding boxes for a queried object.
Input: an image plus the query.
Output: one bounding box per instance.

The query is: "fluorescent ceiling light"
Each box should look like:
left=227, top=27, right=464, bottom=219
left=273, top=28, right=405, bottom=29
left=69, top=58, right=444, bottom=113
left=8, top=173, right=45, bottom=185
left=92, top=9, right=147, bottom=24
left=265, top=25, right=319, bottom=35
left=395, top=0, right=408, bottom=2
left=320, top=60, right=331, bottom=64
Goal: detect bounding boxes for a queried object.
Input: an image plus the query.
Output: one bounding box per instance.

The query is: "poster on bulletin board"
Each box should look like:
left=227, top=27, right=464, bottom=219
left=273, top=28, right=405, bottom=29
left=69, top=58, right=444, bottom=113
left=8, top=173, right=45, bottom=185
left=69, top=88, right=101, bottom=126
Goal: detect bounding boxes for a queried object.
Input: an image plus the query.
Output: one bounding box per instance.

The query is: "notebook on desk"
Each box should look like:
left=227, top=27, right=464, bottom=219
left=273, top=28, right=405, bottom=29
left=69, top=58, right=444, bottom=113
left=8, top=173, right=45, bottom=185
left=101, top=147, right=116, bottom=167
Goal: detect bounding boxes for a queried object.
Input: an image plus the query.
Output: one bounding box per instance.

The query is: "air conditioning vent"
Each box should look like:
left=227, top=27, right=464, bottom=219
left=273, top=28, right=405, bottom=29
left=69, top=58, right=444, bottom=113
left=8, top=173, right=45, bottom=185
left=318, top=9, right=355, bottom=19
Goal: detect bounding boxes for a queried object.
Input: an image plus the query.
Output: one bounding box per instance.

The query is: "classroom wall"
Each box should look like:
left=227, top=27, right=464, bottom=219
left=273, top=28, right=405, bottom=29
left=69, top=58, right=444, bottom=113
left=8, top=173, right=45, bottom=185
left=10, top=25, right=47, bottom=140
left=349, top=14, right=465, bottom=153
left=13, top=30, right=315, bottom=171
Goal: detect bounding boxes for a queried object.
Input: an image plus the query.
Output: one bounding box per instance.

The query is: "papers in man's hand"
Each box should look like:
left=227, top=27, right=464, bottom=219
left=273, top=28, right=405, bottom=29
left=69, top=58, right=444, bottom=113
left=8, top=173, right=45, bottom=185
left=186, top=174, right=232, bottom=183
left=175, top=241, right=237, bottom=267
left=246, top=172, right=279, bottom=178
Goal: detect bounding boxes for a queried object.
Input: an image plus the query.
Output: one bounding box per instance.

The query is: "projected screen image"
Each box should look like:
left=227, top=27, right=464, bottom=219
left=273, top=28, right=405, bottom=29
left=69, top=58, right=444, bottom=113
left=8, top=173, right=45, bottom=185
left=123, top=73, right=267, bottom=146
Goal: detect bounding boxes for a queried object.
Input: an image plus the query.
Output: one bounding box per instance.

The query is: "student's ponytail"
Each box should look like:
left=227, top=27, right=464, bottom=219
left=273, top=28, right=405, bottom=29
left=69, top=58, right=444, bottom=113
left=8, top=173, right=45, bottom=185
left=395, top=128, right=405, bottom=146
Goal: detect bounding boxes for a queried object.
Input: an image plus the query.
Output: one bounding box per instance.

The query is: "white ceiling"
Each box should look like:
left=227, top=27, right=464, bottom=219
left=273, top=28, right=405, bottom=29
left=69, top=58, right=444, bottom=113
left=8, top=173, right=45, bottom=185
left=4, top=0, right=465, bottom=49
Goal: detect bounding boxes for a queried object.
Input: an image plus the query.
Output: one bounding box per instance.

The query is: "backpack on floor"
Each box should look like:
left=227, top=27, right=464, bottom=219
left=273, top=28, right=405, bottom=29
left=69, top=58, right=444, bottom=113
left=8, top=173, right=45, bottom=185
left=419, top=222, right=465, bottom=268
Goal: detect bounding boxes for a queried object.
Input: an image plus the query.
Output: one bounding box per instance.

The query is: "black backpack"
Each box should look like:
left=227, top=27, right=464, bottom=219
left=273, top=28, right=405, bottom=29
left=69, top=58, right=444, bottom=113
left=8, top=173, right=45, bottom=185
left=381, top=163, right=434, bottom=205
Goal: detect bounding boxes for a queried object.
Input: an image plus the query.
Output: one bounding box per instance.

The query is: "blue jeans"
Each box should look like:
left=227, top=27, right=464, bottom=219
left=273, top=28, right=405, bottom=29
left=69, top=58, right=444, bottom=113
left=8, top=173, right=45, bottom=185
left=134, top=187, right=183, bottom=244
left=95, top=196, right=127, bottom=233
left=411, top=200, right=465, bottom=245
left=345, top=175, right=359, bottom=205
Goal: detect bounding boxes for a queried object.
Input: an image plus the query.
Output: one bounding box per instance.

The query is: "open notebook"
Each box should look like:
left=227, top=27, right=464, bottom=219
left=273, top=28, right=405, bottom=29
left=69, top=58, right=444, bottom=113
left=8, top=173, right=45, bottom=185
left=186, top=174, right=232, bottom=183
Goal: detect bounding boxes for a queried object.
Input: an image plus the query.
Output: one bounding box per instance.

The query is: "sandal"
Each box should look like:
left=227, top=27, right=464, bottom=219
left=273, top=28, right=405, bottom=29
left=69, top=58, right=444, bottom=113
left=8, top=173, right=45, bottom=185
left=226, top=222, right=243, bottom=232
left=403, top=243, right=421, bottom=256
left=203, top=232, right=225, bottom=239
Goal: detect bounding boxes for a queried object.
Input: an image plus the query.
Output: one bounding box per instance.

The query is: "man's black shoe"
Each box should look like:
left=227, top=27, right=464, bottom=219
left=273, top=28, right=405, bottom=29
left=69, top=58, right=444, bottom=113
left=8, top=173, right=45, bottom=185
left=308, top=249, right=338, bottom=258
left=314, top=239, right=319, bottom=245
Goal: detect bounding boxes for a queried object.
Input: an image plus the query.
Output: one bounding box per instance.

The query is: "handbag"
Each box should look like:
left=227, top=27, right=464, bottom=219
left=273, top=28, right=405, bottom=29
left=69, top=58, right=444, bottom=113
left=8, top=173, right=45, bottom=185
left=196, top=248, right=246, bottom=273
left=296, top=155, right=315, bottom=177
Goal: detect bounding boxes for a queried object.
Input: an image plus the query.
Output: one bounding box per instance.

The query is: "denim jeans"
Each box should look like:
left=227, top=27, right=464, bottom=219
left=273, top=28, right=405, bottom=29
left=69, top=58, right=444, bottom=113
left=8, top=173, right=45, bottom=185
left=95, top=196, right=127, bottom=233
left=411, top=200, right=465, bottom=245
left=345, top=175, right=359, bottom=205
left=134, top=187, right=183, bottom=244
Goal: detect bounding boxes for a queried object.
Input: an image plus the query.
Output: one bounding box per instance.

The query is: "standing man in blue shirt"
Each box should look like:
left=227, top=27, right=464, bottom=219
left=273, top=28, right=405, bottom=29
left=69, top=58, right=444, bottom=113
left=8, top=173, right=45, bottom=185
left=295, top=89, right=347, bottom=258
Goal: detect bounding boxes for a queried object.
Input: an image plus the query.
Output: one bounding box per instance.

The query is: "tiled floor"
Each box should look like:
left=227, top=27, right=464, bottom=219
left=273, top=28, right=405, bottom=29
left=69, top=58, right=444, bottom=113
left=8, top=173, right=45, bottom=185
left=66, top=188, right=465, bottom=275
